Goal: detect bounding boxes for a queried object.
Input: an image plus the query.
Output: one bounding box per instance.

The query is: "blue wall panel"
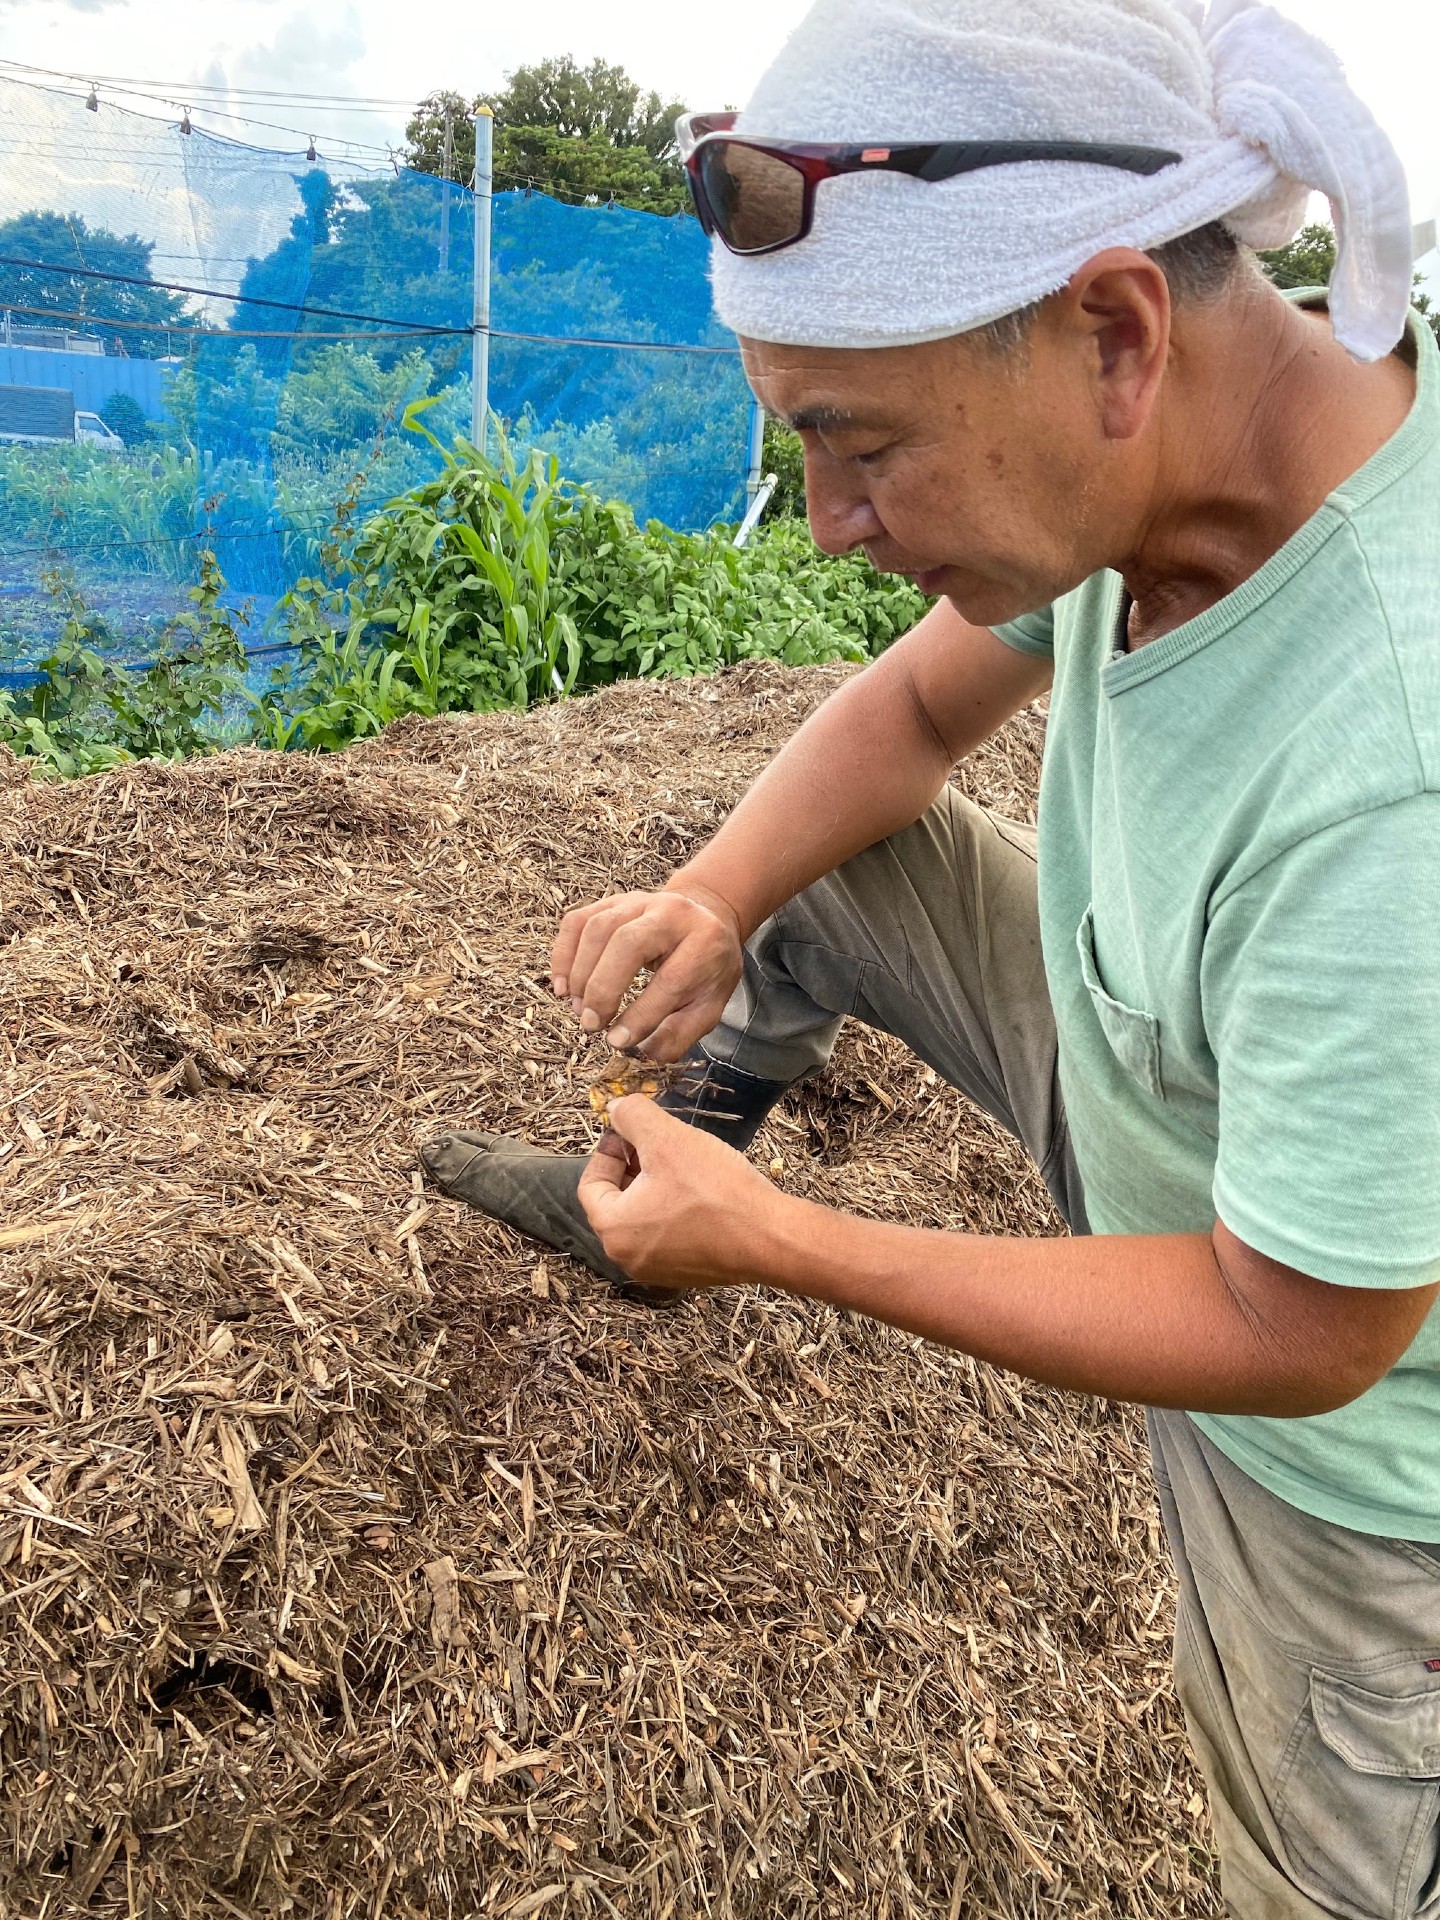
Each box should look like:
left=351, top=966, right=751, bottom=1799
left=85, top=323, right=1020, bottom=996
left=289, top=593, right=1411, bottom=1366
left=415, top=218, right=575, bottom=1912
left=0, top=347, right=170, bottom=420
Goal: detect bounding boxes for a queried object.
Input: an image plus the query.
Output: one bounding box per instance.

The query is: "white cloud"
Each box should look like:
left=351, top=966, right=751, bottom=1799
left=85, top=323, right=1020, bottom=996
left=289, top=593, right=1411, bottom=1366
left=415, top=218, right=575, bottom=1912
left=0, top=0, right=1431, bottom=217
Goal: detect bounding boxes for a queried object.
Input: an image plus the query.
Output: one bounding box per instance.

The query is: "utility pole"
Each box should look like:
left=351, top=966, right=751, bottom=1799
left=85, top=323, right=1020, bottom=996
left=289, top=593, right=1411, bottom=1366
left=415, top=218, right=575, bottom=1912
left=438, top=109, right=453, bottom=275
left=471, top=106, right=494, bottom=449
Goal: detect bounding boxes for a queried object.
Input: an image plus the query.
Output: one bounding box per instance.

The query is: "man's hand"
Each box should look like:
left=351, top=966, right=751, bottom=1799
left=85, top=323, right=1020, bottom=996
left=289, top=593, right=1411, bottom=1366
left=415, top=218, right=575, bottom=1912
left=550, top=882, right=744, bottom=1062
left=574, top=1105, right=1440, bottom=1418
left=577, top=1095, right=787, bottom=1288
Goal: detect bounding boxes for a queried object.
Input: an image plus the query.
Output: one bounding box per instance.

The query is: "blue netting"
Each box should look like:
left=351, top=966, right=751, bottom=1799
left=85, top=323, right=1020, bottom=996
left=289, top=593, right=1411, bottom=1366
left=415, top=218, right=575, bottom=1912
left=0, top=76, right=751, bottom=665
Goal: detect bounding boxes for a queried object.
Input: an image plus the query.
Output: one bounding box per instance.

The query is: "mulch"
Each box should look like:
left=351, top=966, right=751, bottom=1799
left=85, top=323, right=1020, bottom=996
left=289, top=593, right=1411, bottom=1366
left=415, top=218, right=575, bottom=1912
left=0, top=662, right=1219, bottom=1917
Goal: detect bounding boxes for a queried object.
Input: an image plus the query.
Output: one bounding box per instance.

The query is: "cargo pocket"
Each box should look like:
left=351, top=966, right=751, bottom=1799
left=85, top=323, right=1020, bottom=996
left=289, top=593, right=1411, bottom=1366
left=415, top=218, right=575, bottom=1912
left=1274, top=1671, right=1440, bottom=1918
left=1075, top=906, right=1164, bottom=1100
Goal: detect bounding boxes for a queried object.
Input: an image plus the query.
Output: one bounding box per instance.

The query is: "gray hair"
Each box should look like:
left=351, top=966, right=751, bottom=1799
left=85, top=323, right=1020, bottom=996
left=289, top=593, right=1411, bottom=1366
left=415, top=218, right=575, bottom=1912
left=973, top=221, right=1244, bottom=354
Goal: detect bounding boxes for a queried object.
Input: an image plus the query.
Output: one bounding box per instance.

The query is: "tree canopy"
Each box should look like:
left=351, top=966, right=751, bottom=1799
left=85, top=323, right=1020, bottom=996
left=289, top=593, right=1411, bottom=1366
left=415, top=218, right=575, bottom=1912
left=0, top=211, right=190, bottom=357
left=1259, top=220, right=1439, bottom=342
left=1256, top=221, right=1340, bottom=290
left=405, top=57, right=690, bottom=215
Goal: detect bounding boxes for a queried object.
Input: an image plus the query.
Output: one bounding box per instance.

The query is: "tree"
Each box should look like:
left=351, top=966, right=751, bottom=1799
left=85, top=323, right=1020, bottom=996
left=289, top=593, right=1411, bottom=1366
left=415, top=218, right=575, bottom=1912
left=1258, top=220, right=1440, bottom=343
left=1256, top=221, right=1338, bottom=290
left=405, top=90, right=477, bottom=183
left=0, top=211, right=191, bottom=357
left=483, top=55, right=682, bottom=157
left=405, top=57, right=689, bottom=214
left=487, top=126, right=689, bottom=214
left=271, top=345, right=437, bottom=458
left=99, top=392, right=152, bottom=447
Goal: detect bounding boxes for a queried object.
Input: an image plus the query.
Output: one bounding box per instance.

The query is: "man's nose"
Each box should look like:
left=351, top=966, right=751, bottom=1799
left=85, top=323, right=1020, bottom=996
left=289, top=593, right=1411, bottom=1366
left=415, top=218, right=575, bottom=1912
left=805, top=481, right=886, bottom=557
left=803, top=457, right=885, bottom=557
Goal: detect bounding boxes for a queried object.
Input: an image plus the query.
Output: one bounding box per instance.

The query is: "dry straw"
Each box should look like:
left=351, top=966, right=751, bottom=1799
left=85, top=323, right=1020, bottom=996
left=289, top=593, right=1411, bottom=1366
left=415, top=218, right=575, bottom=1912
left=0, top=664, right=1218, bottom=1916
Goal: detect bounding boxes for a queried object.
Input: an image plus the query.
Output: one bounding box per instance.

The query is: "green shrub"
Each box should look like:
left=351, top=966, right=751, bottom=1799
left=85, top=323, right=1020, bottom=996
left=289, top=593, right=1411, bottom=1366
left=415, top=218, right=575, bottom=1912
left=3, top=415, right=929, bottom=774
left=255, top=404, right=926, bottom=751
left=761, top=416, right=807, bottom=520
left=98, top=393, right=154, bottom=449
left=0, top=553, right=249, bottom=777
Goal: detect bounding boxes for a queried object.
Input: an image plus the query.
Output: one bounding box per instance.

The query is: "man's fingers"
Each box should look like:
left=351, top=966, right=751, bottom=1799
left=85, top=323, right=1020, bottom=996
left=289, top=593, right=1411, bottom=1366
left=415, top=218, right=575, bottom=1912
left=592, top=1127, right=630, bottom=1171
left=567, top=901, right=659, bottom=1017
left=616, top=971, right=733, bottom=1059
left=633, top=1006, right=717, bottom=1065
left=550, top=898, right=620, bottom=998
left=550, top=909, right=586, bottom=996
left=577, top=916, right=680, bottom=1033
left=604, top=1091, right=683, bottom=1152
left=552, top=892, right=743, bottom=1050
left=577, top=1128, right=632, bottom=1219
left=604, top=939, right=730, bottom=1051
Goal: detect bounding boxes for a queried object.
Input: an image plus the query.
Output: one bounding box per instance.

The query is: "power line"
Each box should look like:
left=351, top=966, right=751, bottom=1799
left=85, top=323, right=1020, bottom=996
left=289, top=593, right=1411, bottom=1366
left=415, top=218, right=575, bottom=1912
left=489, top=323, right=738, bottom=357
left=0, top=254, right=468, bottom=334
left=0, top=71, right=402, bottom=163
left=0, top=261, right=740, bottom=356
left=0, top=300, right=464, bottom=342
left=0, top=631, right=307, bottom=691
left=0, top=57, right=419, bottom=109
left=2, top=519, right=333, bottom=557
left=0, top=294, right=740, bottom=356
left=135, top=101, right=397, bottom=159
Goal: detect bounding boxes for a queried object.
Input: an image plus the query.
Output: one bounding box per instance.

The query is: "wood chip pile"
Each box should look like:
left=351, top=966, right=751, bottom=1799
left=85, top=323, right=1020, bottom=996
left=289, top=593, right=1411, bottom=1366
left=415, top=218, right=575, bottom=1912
left=0, top=663, right=1218, bottom=1917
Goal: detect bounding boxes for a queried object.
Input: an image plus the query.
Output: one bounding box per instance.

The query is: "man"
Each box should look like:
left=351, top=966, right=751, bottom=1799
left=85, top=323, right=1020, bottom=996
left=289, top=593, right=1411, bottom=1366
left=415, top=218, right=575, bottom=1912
left=422, top=0, right=1440, bottom=1910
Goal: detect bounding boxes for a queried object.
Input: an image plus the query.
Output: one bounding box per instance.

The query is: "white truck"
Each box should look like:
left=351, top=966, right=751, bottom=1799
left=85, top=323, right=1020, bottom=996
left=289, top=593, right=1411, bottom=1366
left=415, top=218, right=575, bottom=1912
left=0, top=383, right=124, bottom=450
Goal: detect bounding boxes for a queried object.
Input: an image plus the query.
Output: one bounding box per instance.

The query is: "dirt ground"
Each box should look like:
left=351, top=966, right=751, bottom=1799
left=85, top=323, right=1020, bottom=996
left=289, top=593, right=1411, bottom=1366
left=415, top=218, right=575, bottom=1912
left=0, top=663, right=1219, bottom=1917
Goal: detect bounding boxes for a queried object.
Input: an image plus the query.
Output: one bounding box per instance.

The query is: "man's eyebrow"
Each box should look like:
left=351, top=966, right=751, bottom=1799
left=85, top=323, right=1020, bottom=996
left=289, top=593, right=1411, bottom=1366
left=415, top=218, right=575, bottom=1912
left=782, top=404, right=865, bottom=433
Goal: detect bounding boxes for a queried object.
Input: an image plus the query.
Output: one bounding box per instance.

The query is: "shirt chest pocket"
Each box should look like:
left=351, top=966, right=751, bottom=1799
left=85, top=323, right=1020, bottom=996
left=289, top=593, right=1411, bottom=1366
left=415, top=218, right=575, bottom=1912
left=1076, top=906, right=1165, bottom=1101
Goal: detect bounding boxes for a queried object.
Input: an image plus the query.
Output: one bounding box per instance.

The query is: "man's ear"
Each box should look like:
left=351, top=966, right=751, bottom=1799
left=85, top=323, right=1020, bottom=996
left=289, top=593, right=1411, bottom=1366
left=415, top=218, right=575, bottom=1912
left=1058, top=248, right=1172, bottom=443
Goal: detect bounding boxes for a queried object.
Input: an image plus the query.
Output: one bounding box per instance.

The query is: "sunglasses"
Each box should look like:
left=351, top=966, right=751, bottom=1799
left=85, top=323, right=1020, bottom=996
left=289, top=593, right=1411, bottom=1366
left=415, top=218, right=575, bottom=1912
left=677, top=111, right=1181, bottom=258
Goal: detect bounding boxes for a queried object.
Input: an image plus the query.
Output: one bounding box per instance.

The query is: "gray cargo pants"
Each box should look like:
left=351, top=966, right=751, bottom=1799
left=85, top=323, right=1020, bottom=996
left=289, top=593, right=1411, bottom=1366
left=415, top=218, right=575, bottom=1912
left=702, top=787, right=1440, bottom=1918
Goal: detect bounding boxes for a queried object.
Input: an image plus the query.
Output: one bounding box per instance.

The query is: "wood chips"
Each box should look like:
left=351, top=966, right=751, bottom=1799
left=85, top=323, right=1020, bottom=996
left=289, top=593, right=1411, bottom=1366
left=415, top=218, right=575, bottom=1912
left=0, top=663, right=1219, bottom=1916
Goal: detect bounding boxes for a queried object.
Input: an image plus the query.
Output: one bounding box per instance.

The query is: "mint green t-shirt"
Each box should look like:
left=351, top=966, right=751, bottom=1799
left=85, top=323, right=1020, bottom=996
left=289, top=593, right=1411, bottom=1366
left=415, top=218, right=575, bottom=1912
left=995, top=304, right=1440, bottom=1539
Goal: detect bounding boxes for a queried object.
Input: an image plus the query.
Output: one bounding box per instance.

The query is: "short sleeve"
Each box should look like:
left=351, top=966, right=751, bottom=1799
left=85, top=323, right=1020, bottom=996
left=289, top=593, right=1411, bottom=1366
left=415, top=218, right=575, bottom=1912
left=1205, top=794, right=1440, bottom=1290
left=991, top=605, right=1055, bottom=658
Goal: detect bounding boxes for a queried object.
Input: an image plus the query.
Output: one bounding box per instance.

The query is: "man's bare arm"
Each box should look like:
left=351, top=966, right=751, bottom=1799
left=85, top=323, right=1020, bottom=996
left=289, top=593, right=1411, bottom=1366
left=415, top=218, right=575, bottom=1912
left=552, top=601, right=1051, bottom=1056
left=582, top=1099, right=1439, bottom=1418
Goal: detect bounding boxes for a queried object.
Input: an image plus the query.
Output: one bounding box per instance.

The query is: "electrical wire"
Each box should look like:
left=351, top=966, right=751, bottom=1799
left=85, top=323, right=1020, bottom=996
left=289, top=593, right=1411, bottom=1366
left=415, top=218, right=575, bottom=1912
left=488, top=322, right=737, bottom=356
left=0, top=255, right=469, bottom=334
left=0, top=300, right=465, bottom=341
left=129, top=102, right=397, bottom=158
left=0, top=255, right=741, bottom=355
left=0, top=58, right=420, bottom=108
left=0, top=296, right=741, bottom=356
left=0, top=631, right=305, bottom=690
left=0, top=70, right=401, bottom=161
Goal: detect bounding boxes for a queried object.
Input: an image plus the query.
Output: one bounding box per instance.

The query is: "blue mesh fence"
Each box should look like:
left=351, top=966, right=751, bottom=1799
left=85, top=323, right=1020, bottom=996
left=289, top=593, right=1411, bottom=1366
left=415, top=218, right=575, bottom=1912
left=0, top=76, right=752, bottom=670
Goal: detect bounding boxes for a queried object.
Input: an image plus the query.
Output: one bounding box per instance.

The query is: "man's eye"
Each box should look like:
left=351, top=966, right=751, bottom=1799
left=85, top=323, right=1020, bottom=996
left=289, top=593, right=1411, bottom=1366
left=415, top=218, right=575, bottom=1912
left=854, top=446, right=890, bottom=468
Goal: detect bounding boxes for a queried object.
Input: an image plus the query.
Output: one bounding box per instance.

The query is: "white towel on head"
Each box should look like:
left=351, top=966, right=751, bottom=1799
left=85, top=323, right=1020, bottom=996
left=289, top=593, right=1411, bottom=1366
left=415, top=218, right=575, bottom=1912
left=710, top=0, right=1414, bottom=362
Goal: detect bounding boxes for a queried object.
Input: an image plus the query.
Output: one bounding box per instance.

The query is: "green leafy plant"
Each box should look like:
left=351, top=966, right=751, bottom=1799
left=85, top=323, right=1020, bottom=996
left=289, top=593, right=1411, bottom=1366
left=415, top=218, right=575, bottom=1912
left=257, top=409, right=927, bottom=752
left=259, top=402, right=586, bottom=744
left=2, top=420, right=929, bottom=775
left=0, top=552, right=249, bottom=776
left=761, top=416, right=808, bottom=520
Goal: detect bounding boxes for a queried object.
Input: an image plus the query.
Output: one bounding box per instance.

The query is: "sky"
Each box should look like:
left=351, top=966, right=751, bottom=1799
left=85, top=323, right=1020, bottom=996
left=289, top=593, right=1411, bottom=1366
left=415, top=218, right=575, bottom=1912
left=0, top=0, right=1434, bottom=228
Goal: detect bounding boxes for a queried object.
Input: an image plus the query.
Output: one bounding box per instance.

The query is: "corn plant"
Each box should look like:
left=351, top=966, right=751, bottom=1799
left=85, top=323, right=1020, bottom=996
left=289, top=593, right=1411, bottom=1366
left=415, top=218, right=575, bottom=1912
left=262, top=409, right=929, bottom=750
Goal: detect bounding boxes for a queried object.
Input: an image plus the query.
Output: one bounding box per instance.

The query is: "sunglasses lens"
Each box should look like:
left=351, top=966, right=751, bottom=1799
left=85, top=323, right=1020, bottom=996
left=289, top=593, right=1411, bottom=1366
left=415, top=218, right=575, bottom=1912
left=697, top=141, right=807, bottom=253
